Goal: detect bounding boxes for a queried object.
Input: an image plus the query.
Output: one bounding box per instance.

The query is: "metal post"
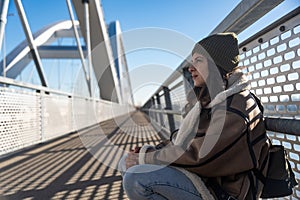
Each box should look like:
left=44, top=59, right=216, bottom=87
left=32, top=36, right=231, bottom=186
left=156, top=93, right=163, bottom=126
left=182, top=67, right=194, bottom=100
left=14, top=0, right=48, bottom=86
left=151, top=97, right=158, bottom=122
left=145, top=99, right=151, bottom=115
left=2, top=31, right=5, bottom=78
left=83, top=0, right=93, bottom=97
left=163, top=86, right=176, bottom=133
left=40, top=90, right=45, bottom=142
left=66, top=0, right=91, bottom=96
left=0, top=0, right=9, bottom=53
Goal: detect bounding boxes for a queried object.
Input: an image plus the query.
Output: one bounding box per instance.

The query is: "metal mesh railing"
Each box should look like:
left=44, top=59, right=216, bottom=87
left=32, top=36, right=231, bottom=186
left=240, top=12, right=300, bottom=119
left=0, top=77, right=133, bottom=157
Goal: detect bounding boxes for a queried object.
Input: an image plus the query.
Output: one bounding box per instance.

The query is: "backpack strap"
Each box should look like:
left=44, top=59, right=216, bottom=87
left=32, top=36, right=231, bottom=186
left=202, top=93, right=264, bottom=199
left=250, top=92, right=264, bottom=113
left=226, top=93, right=264, bottom=198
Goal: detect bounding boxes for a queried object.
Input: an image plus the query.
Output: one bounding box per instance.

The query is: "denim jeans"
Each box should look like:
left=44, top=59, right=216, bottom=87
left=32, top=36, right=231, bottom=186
left=122, top=164, right=203, bottom=200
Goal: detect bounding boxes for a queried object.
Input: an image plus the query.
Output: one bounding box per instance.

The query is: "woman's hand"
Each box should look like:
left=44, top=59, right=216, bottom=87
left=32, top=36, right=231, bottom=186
left=125, top=151, right=139, bottom=169
left=125, top=146, right=141, bottom=169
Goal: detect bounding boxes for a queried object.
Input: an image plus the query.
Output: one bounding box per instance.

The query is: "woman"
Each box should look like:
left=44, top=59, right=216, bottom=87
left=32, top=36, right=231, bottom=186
left=121, top=32, right=270, bottom=200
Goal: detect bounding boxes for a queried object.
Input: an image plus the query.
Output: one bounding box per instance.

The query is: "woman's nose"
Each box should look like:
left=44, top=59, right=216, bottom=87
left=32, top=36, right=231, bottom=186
left=188, top=65, right=195, bottom=73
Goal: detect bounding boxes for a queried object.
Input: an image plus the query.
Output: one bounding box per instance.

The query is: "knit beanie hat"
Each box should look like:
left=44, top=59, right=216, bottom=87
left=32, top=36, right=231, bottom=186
left=192, top=32, right=240, bottom=72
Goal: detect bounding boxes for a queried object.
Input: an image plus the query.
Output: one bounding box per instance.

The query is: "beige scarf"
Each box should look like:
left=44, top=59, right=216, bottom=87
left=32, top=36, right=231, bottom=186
left=174, top=70, right=250, bottom=147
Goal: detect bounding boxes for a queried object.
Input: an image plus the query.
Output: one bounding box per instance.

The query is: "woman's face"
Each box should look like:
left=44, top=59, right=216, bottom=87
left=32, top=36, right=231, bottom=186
left=189, top=52, right=209, bottom=87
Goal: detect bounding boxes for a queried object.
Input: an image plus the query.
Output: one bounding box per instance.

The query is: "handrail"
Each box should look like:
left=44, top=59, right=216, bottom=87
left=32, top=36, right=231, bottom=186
left=0, top=76, right=73, bottom=96
left=239, top=6, right=300, bottom=47
left=210, top=0, right=284, bottom=35
left=145, top=107, right=300, bottom=136
left=265, top=117, right=300, bottom=136
left=144, top=108, right=181, bottom=115
left=0, top=76, right=106, bottom=102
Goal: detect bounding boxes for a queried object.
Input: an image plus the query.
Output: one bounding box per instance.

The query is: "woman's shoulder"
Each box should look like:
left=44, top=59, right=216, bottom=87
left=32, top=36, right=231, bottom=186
left=228, top=90, right=260, bottom=114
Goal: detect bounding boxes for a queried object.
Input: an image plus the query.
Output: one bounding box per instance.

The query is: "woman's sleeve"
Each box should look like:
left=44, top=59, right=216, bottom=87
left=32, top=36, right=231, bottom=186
left=139, top=108, right=250, bottom=177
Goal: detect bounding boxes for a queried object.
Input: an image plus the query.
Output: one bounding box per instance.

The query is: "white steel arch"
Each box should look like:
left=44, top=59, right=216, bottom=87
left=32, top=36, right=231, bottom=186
left=0, top=20, right=80, bottom=78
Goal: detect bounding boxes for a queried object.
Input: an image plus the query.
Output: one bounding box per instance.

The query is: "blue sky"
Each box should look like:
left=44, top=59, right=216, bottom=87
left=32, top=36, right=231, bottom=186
left=3, top=0, right=299, bottom=105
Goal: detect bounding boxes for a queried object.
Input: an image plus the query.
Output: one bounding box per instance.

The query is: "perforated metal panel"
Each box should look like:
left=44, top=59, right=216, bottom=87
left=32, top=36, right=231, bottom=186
left=169, top=78, right=186, bottom=129
left=0, top=81, right=134, bottom=157
left=0, top=88, right=41, bottom=156
left=239, top=12, right=300, bottom=199
left=240, top=15, right=300, bottom=119
left=43, top=94, right=74, bottom=141
left=170, top=79, right=186, bottom=111
left=72, top=97, right=98, bottom=131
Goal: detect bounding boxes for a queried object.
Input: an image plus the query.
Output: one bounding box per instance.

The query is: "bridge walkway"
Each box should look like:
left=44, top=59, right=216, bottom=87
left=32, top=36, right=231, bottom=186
left=0, top=111, right=164, bottom=200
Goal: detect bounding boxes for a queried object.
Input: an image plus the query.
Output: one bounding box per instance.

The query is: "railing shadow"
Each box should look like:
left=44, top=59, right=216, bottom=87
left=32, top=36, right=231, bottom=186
left=0, top=111, right=163, bottom=200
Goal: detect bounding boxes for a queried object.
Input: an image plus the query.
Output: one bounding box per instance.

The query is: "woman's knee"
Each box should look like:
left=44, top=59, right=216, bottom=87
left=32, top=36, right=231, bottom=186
left=123, top=168, right=148, bottom=199
left=123, top=170, right=137, bottom=191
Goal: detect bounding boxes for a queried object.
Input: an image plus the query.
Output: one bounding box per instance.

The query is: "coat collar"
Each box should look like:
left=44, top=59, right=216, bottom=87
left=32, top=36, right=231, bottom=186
left=206, top=69, right=250, bottom=108
left=176, top=69, right=250, bottom=146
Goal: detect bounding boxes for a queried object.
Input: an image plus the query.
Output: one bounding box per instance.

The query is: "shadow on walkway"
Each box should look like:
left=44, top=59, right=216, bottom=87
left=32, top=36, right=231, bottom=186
left=0, top=111, right=164, bottom=200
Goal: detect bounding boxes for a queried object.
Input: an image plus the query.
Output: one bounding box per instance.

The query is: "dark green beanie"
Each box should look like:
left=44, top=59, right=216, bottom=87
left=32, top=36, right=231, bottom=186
left=192, top=32, right=240, bottom=72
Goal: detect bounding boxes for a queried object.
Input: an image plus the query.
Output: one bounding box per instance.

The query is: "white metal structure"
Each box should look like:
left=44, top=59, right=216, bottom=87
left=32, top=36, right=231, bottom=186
left=0, top=0, right=135, bottom=156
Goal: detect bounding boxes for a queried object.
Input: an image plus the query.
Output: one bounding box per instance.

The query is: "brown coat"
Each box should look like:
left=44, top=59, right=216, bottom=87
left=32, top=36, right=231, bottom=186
left=143, top=89, right=269, bottom=199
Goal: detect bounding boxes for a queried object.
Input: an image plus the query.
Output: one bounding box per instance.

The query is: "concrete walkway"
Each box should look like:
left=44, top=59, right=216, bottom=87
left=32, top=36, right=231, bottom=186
left=0, top=111, right=164, bottom=200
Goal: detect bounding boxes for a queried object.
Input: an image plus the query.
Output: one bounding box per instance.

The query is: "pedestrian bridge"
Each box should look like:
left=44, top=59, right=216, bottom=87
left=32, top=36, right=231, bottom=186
left=0, top=0, right=299, bottom=199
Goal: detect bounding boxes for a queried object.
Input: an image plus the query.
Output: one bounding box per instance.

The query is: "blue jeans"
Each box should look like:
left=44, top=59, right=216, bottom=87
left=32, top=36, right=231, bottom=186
left=122, top=164, right=203, bottom=200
